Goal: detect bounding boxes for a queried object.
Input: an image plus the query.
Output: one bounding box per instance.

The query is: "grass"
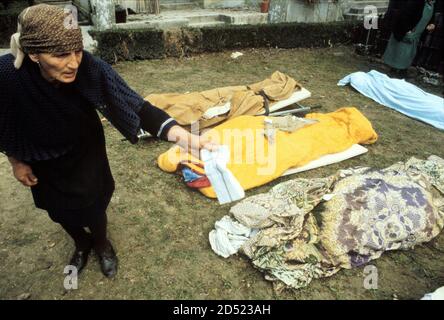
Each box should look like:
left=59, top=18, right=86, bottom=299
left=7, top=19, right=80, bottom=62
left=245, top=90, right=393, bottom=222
left=0, top=46, right=443, bottom=300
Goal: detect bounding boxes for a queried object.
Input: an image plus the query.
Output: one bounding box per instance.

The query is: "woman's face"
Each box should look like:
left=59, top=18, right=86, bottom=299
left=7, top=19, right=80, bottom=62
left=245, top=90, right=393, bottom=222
left=29, top=50, right=83, bottom=84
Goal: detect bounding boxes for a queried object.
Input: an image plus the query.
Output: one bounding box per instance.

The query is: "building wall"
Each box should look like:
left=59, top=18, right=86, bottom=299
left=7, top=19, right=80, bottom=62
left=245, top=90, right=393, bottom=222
left=73, top=0, right=91, bottom=20
left=202, top=0, right=261, bottom=9
left=119, top=0, right=149, bottom=13
left=245, top=0, right=262, bottom=9
left=269, top=0, right=346, bottom=23
left=202, top=0, right=244, bottom=8
left=73, top=0, right=90, bottom=12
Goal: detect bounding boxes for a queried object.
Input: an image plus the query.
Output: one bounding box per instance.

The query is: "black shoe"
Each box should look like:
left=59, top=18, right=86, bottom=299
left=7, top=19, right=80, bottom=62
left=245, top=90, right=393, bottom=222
left=390, top=68, right=407, bottom=79
left=96, top=242, right=118, bottom=278
left=398, top=69, right=408, bottom=79
left=69, top=246, right=91, bottom=274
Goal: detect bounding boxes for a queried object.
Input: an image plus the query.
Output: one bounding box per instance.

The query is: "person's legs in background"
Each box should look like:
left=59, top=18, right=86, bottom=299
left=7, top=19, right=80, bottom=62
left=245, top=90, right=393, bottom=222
left=389, top=68, right=408, bottom=79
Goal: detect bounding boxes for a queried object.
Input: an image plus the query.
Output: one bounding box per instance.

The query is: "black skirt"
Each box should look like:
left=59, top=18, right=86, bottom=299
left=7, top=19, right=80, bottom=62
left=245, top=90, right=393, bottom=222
left=47, top=190, right=113, bottom=227
left=28, top=100, right=115, bottom=226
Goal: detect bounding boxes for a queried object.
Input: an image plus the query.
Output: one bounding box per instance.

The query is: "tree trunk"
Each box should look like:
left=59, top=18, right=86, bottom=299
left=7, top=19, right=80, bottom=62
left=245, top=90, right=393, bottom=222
left=91, top=0, right=115, bottom=31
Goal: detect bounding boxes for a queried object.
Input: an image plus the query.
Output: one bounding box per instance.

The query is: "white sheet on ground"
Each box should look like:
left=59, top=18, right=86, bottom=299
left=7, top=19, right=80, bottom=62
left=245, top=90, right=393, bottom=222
left=282, top=144, right=368, bottom=176
left=421, top=286, right=444, bottom=300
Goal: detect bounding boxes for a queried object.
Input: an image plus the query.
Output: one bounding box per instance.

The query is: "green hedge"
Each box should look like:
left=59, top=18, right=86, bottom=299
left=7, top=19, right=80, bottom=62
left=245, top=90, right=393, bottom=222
left=198, top=21, right=361, bottom=51
left=90, top=21, right=363, bottom=64
left=89, top=28, right=165, bottom=64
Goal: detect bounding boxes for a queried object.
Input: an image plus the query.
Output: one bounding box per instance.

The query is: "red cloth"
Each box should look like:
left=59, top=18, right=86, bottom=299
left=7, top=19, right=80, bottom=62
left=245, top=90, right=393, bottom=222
left=187, top=177, right=211, bottom=189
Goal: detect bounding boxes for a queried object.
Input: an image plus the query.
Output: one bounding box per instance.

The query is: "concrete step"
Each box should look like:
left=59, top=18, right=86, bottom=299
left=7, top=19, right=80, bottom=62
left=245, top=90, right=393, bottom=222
left=161, top=0, right=194, bottom=2
left=186, top=13, right=222, bottom=24
left=120, top=9, right=267, bottom=30
left=349, top=6, right=388, bottom=14
left=220, top=12, right=268, bottom=25
left=344, top=13, right=366, bottom=21
left=160, top=2, right=200, bottom=10
left=188, top=21, right=226, bottom=28
left=345, top=0, right=388, bottom=21
left=347, top=0, right=389, bottom=7
left=203, top=0, right=246, bottom=9
left=145, top=18, right=190, bottom=29
left=344, top=12, right=385, bottom=21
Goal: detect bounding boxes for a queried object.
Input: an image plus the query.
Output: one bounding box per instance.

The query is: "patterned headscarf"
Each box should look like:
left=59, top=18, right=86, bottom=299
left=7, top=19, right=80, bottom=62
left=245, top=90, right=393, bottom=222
left=10, top=4, right=83, bottom=69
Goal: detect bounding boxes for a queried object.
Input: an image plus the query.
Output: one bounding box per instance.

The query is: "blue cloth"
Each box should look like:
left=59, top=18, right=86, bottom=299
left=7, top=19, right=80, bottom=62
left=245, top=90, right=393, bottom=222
left=338, top=70, right=444, bottom=130
left=182, top=167, right=203, bottom=183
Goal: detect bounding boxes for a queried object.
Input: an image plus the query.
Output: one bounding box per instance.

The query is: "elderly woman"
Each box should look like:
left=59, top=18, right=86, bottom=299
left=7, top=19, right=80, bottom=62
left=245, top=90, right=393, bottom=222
left=0, top=4, right=214, bottom=278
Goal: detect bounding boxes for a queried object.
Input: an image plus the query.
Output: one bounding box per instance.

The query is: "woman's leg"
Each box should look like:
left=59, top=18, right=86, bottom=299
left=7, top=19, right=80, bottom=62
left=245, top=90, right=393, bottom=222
left=60, top=224, right=92, bottom=273
left=60, top=224, right=92, bottom=250
left=88, top=213, right=108, bottom=253
left=88, top=213, right=118, bottom=278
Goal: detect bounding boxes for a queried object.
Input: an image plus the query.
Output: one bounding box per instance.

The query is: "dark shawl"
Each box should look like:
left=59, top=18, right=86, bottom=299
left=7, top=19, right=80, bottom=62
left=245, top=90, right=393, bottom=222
left=0, top=51, right=145, bottom=162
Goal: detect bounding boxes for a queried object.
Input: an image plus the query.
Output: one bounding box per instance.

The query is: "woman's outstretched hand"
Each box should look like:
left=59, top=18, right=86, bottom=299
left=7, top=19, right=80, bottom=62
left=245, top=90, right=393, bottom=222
left=166, top=125, right=219, bottom=154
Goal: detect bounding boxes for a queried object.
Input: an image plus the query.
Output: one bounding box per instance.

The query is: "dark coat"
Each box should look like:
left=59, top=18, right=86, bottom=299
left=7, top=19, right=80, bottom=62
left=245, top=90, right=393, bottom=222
left=385, top=0, right=443, bottom=41
left=0, top=51, right=177, bottom=223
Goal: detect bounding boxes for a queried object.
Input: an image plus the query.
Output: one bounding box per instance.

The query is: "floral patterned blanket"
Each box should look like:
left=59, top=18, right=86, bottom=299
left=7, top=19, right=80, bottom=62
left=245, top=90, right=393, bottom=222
left=229, top=156, right=444, bottom=291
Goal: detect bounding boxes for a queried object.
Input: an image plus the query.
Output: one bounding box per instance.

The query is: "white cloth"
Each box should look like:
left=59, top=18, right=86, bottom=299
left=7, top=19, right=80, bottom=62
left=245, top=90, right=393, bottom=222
left=282, top=144, right=368, bottom=176
left=209, top=215, right=256, bottom=258
left=10, top=33, right=25, bottom=70
left=421, top=286, right=444, bottom=300
left=201, top=145, right=245, bottom=205
left=202, top=102, right=231, bottom=120
left=10, top=20, right=26, bottom=69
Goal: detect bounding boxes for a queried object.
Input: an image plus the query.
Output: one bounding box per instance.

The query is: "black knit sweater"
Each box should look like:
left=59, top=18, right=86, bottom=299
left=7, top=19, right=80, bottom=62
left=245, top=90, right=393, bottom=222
left=0, top=51, right=177, bottom=162
left=0, top=51, right=178, bottom=214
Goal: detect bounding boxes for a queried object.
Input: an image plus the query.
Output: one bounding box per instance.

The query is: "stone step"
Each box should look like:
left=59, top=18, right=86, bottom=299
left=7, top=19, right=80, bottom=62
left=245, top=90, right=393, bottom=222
left=220, top=12, right=268, bottom=25
left=349, top=6, right=388, bottom=15
left=161, top=0, right=194, bottom=2
left=203, top=0, right=245, bottom=9
left=188, top=21, right=226, bottom=28
left=145, top=18, right=190, bottom=29
left=344, top=0, right=389, bottom=21
left=343, top=12, right=385, bottom=21
left=160, top=2, right=200, bottom=10
left=347, top=0, right=389, bottom=7
left=186, top=13, right=222, bottom=24
left=119, top=9, right=267, bottom=30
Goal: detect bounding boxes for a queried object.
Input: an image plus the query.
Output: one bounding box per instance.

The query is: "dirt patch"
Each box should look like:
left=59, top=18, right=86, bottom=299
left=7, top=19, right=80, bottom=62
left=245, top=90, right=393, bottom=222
left=1, top=47, right=443, bottom=300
